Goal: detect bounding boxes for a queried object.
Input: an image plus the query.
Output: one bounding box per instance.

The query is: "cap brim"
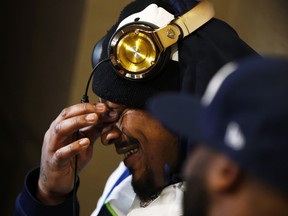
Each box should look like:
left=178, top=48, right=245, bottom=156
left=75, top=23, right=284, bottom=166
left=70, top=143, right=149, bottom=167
left=147, top=93, right=203, bottom=139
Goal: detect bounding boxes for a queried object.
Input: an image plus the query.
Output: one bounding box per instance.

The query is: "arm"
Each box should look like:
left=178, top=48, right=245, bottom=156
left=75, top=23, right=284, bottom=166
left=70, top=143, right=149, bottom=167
left=14, top=167, right=79, bottom=216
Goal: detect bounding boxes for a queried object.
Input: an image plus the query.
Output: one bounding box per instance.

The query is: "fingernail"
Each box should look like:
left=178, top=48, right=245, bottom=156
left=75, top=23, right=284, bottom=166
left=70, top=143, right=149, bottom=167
left=86, top=113, right=97, bottom=121
left=79, top=138, right=89, bottom=146
left=108, top=111, right=117, bottom=118
left=95, top=103, right=105, bottom=112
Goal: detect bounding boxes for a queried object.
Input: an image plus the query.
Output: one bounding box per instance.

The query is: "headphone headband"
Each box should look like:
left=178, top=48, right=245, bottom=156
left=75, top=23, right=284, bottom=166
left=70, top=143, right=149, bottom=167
left=154, top=0, right=215, bottom=49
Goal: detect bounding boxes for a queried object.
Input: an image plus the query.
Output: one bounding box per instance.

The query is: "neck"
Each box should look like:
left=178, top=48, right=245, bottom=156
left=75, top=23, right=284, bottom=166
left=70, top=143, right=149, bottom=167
left=210, top=181, right=288, bottom=216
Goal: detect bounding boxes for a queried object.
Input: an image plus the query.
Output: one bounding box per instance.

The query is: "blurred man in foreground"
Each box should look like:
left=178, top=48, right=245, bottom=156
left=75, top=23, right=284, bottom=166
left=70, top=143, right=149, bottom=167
left=149, top=56, right=288, bottom=216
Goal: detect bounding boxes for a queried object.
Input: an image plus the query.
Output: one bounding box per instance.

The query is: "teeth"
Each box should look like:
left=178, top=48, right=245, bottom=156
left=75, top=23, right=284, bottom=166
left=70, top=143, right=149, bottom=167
left=124, top=148, right=139, bottom=158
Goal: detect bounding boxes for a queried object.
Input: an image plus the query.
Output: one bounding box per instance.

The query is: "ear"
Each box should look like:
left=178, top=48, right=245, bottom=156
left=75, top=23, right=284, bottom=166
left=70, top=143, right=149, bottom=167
left=206, top=153, right=242, bottom=193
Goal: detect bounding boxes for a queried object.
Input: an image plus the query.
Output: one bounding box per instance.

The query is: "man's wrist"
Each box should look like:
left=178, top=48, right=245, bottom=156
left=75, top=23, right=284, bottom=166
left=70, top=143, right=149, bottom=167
left=36, top=182, right=68, bottom=205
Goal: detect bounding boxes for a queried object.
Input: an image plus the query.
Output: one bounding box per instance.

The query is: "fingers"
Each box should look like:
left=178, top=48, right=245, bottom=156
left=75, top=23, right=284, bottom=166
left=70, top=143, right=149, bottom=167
left=55, top=103, right=104, bottom=122
left=48, top=103, right=120, bottom=146
left=105, top=101, right=126, bottom=113
left=42, top=101, right=124, bottom=169
left=54, top=102, right=121, bottom=127
left=52, top=113, right=99, bottom=137
left=53, top=138, right=90, bottom=166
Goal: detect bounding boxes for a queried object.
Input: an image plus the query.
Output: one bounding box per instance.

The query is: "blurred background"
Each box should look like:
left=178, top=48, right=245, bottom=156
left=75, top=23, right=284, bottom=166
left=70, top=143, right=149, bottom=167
left=2, top=0, right=287, bottom=215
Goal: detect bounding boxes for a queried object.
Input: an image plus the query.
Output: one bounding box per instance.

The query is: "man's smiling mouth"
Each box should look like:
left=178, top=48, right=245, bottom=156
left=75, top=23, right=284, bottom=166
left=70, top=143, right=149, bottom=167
left=124, top=147, right=139, bottom=159
left=115, top=132, right=141, bottom=161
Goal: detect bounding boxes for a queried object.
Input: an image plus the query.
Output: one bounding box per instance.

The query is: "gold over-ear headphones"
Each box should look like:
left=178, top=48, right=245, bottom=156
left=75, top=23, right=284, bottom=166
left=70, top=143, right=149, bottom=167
left=108, top=0, right=215, bottom=80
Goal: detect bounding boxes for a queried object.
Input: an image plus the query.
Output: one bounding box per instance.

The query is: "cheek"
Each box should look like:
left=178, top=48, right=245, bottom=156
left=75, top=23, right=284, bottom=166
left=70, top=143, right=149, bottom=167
left=145, top=136, right=178, bottom=171
left=161, top=141, right=178, bottom=164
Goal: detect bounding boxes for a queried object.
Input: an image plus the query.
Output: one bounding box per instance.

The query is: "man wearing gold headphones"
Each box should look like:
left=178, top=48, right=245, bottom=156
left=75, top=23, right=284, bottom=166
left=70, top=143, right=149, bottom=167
left=14, top=0, right=258, bottom=215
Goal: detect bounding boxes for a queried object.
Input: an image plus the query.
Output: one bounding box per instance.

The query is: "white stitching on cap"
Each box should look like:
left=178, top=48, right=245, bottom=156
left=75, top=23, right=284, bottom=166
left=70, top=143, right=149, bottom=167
left=201, top=62, right=238, bottom=105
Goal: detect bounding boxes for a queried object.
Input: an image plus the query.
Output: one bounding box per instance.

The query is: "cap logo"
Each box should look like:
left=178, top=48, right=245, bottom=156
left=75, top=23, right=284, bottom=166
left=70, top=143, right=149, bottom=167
left=224, top=121, right=245, bottom=150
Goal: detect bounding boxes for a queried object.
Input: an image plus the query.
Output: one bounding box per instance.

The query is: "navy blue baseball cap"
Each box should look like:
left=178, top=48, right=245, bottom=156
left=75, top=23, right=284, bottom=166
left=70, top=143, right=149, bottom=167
left=148, top=56, right=288, bottom=196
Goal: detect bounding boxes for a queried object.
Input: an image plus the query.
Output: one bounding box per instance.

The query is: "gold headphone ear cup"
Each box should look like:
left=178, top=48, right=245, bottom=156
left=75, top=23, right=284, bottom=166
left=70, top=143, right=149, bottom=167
left=116, top=30, right=158, bottom=73
left=148, top=46, right=172, bottom=80
left=109, top=22, right=172, bottom=80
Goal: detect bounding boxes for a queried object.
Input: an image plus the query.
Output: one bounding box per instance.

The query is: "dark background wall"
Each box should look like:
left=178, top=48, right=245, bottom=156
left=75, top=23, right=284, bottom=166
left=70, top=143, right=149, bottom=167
left=2, top=0, right=288, bottom=215
left=2, top=1, right=86, bottom=215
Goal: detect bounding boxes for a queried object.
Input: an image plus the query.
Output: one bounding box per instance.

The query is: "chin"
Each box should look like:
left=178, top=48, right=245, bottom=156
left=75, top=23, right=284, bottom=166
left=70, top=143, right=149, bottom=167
left=131, top=167, right=163, bottom=201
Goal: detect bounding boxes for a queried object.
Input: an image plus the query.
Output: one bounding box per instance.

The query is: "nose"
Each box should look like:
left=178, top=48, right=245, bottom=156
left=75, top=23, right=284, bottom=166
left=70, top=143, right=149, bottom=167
left=101, top=125, right=123, bottom=145
left=99, top=100, right=127, bottom=145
